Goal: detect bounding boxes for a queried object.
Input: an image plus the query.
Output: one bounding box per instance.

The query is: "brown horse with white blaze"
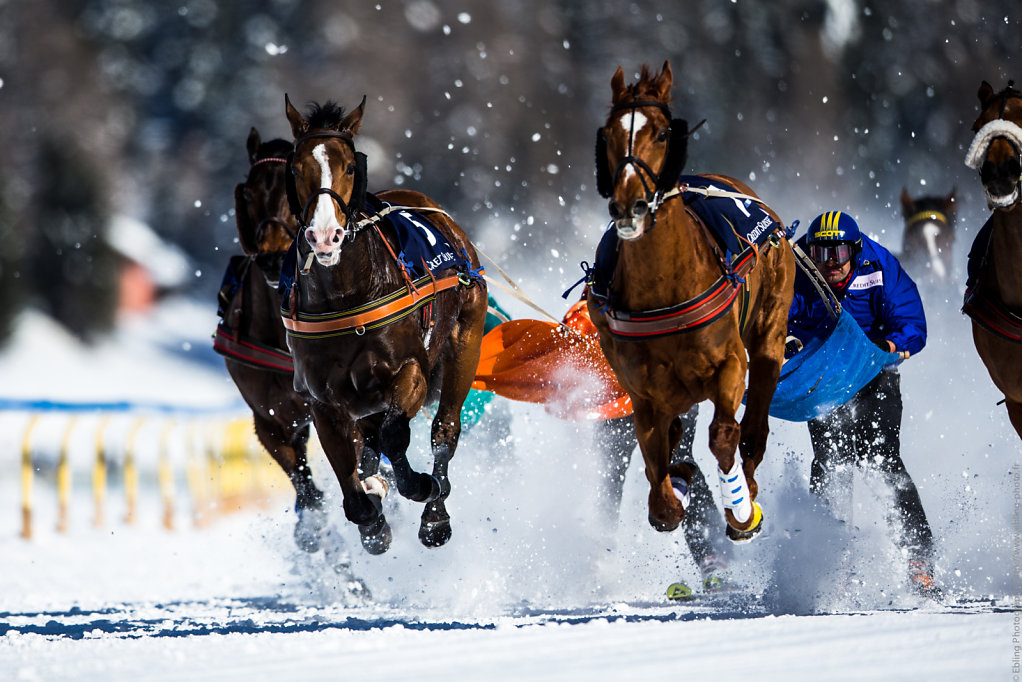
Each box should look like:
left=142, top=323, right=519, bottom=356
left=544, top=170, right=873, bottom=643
left=963, top=80, right=1022, bottom=439
left=281, top=95, right=488, bottom=554
left=589, top=61, right=795, bottom=541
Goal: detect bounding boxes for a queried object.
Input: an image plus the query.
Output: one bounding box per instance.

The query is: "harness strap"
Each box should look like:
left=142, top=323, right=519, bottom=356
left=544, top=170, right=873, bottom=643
left=963, top=285, right=1022, bottom=344
left=282, top=272, right=467, bottom=339
left=604, top=247, right=758, bottom=338
left=213, top=325, right=294, bottom=373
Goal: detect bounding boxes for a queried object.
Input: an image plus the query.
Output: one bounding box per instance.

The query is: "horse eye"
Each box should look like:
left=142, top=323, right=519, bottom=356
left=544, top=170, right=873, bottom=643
left=656, top=129, right=669, bottom=143
left=242, top=188, right=253, bottom=202
left=346, top=163, right=355, bottom=175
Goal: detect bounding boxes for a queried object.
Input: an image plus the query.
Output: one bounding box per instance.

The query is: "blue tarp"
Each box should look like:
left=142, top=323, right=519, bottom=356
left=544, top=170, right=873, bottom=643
left=766, top=310, right=901, bottom=422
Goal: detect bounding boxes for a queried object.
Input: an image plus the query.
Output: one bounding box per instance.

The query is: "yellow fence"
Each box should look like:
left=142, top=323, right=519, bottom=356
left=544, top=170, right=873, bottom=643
left=10, top=413, right=291, bottom=540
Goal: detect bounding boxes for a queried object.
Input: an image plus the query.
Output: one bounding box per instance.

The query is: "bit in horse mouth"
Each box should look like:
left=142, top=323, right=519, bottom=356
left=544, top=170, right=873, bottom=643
left=614, top=221, right=643, bottom=240
left=315, top=251, right=341, bottom=267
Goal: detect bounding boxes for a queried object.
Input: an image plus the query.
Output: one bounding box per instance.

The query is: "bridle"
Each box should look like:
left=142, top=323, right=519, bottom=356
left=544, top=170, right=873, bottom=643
left=285, top=130, right=368, bottom=235
left=968, top=84, right=1022, bottom=206
left=608, top=99, right=674, bottom=205
left=247, top=156, right=297, bottom=244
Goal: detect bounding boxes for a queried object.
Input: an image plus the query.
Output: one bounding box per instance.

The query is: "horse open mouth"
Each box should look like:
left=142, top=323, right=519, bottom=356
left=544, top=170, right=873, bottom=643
left=614, top=220, right=645, bottom=240
left=314, top=250, right=341, bottom=267
left=985, top=185, right=1020, bottom=209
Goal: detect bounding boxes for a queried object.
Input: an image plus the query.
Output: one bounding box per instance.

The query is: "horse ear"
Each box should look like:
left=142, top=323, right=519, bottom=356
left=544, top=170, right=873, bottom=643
left=656, top=119, right=688, bottom=193
left=342, top=95, right=366, bottom=136
left=653, top=60, right=673, bottom=102
left=285, top=93, right=308, bottom=139
left=246, top=127, right=261, bottom=165
left=610, top=66, right=626, bottom=104
left=978, top=81, right=995, bottom=107
left=899, top=187, right=914, bottom=215
left=595, top=128, right=612, bottom=198
left=234, top=183, right=259, bottom=256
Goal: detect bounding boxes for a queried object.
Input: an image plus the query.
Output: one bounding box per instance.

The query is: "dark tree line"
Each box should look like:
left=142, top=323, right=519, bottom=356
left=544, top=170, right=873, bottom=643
left=0, top=0, right=1018, bottom=342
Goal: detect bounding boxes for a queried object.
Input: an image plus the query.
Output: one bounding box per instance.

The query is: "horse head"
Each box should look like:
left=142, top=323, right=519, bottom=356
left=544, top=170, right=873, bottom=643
left=899, top=187, right=956, bottom=282
left=596, top=60, right=689, bottom=240
left=966, top=80, right=1022, bottom=210
left=233, top=127, right=296, bottom=286
left=284, top=94, right=368, bottom=267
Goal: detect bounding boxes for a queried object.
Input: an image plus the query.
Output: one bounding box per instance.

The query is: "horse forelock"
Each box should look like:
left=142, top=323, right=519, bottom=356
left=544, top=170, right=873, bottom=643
left=305, top=100, right=348, bottom=131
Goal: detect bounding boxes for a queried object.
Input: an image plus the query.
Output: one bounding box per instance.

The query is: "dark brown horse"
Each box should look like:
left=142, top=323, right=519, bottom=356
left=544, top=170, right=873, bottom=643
left=899, top=187, right=957, bottom=285
left=589, top=61, right=794, bottom=542
left=963, top=80, right=1022, bottom=439
left=281, top=95, right=488, bottom=554
left=218, top=128, right=336, bottom=557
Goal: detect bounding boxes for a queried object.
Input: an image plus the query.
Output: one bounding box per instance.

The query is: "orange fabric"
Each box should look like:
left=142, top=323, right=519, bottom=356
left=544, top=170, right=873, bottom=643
left=472, top=300, right=632, bottom=421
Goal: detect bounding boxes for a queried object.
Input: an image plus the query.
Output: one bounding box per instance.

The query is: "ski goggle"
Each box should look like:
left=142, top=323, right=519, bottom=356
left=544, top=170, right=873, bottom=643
left=809, top=242, right=854, bottom=265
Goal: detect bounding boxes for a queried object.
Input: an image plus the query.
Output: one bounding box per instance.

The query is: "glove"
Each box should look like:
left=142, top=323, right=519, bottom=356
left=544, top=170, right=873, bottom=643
left=873, top=338, right=895, bottom=353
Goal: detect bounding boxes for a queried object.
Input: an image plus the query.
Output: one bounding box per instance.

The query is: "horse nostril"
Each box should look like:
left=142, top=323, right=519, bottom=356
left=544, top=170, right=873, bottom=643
left=305, top=228, right=317, bottom=244
left=632, top=200, right=649, bottom=218
left=332, top=230, right=341, bottom=244
left=608, top=201, right=623, bottom=219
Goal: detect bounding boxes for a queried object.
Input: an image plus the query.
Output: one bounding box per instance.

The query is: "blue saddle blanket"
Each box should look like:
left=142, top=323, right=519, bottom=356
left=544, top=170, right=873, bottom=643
left=677, top=175, right=781, bottom=255
left=278, top=197, right=464, bottom=299
left=590, top=175, right=781, bottom=302
left=763, top=310, right=901, bottom=422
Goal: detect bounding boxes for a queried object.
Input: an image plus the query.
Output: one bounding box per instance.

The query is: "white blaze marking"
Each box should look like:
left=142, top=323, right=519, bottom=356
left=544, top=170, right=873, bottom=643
left=617, top=111, right=648, bottom=180
left=310, top=143, right=341, bottom=239
left=921, top=222, right=947, bottom=279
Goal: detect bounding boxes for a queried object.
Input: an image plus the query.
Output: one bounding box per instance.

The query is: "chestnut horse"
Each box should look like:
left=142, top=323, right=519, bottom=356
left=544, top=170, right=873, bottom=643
left=589, top=61, right=794, bottom=541
left=281, top=95, right=488, bottom=554
left=218, top=128, right=331, bottom=555
left=963, top=80, right=1022, bottom=439
left=899, top=187, right=957, bottom=285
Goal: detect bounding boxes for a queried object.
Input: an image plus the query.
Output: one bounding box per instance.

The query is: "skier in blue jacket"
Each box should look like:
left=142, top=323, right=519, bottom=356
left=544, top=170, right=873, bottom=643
left=789, top=210, right=938, bottom=598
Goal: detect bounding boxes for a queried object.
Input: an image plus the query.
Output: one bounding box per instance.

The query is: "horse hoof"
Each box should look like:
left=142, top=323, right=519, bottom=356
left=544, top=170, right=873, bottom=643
left=725, top=502, right=764, bottom=544
left=358, top=515, right=392, bottom=555
left=647, top=512, right=682, bottom=533
left=293, top=506, right=327, bottom=553
left=418, top=518, right=452, bottom=547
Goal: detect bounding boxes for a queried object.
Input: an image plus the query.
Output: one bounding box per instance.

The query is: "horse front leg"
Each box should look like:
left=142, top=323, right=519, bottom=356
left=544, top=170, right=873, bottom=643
left=381, top=364, right=442, bottom=503
left=253, top=416, right=324, bottom=552
left=311, top=402, right=392, bottom=555
left=633, top=399, right=685, bottom=532
left=709, top=351, right=762, bottom=542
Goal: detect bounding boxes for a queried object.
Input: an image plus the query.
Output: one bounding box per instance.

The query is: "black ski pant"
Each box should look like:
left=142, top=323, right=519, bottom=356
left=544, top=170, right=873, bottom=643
left=807, top=369, right=934, bottom=560
left=595, top=406, right=719, bottom=569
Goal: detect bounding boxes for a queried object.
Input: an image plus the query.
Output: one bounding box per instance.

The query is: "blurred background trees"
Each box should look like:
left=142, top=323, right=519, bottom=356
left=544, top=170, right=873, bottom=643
left=0, top=0, right=1018, bottom=342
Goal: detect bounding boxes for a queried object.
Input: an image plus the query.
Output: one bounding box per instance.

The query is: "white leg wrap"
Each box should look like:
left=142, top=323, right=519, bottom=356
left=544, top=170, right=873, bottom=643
left=718, top=458, right=752, bottom=524
left=362, top=475, right=389, bottom=500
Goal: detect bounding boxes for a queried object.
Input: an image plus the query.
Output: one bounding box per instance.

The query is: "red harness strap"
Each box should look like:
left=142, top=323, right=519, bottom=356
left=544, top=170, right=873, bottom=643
left=213, top=325, right=294, bottom=373
left=963, top=286, right=1022, bottom=343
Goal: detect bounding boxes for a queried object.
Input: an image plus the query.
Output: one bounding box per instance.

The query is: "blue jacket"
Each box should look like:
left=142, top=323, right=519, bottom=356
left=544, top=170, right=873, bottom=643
left=788, top=233, right=927, bottom=356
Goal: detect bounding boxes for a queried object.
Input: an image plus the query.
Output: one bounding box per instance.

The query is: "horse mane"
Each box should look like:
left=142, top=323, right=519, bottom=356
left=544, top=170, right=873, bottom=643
left=304, top=100, right=349, bottom=131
